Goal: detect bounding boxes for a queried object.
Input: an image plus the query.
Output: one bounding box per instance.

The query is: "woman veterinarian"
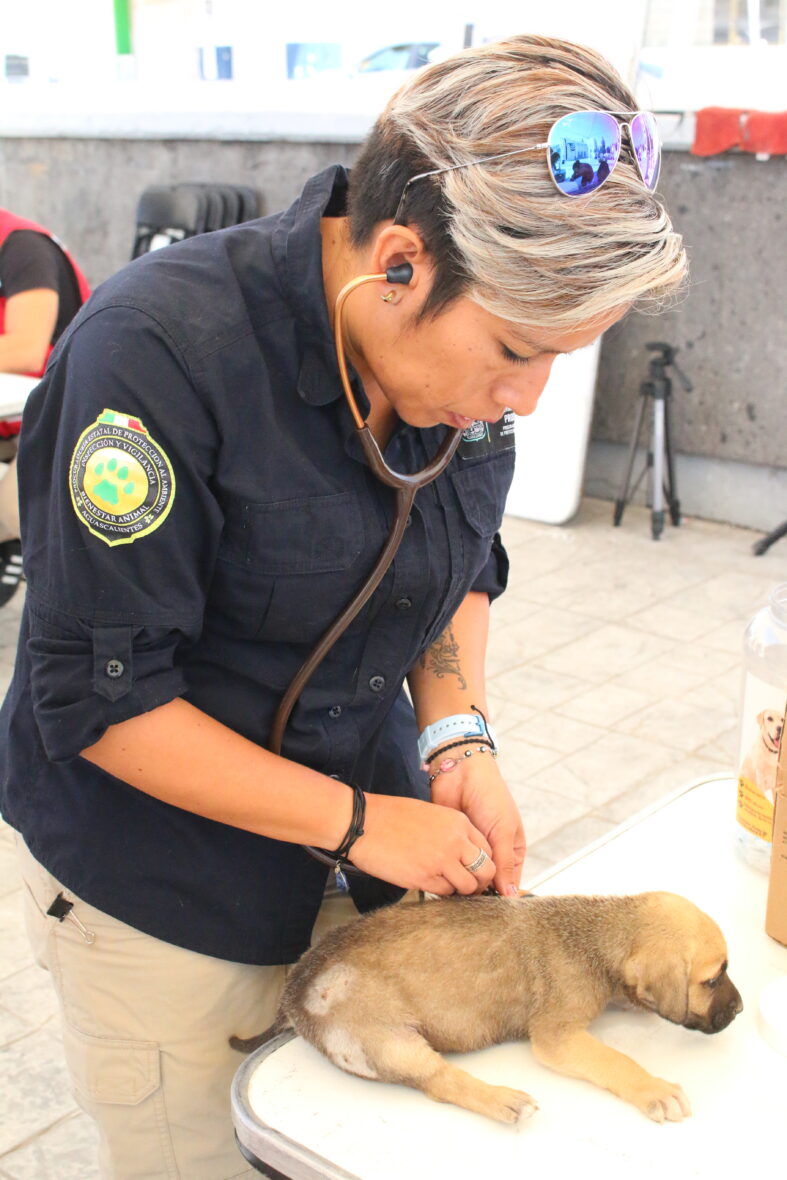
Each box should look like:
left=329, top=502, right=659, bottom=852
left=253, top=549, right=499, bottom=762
left=0, top=35, right=686, bottom=1179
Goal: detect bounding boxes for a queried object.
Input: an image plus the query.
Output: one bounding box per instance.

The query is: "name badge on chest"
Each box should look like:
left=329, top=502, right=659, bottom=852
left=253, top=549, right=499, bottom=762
left=458, top=409, right=516, bottom=460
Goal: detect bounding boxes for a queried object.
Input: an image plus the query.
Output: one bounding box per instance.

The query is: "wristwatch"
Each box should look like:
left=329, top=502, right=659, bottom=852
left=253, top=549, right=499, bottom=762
left=417, top=713, right=498, bottom=763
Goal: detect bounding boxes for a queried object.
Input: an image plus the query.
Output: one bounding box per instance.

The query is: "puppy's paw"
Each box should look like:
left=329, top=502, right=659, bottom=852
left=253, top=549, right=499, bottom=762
left=484, top=1085, right=539, bottom=1125
left=633, top=1077, right=692, bottom=1123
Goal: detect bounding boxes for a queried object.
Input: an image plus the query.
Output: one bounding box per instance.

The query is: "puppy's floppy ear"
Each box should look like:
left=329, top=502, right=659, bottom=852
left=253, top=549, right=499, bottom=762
left=756, top=711, right=766, bottom=728
left=623, top=944, right=690, bottom=1024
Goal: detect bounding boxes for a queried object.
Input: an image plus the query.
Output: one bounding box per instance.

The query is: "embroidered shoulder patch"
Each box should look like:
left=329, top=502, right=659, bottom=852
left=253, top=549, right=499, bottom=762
left=69, top=409, right=175, bottom=546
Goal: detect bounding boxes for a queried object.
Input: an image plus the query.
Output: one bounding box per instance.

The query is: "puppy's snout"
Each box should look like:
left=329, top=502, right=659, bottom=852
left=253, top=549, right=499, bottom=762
left=711, top=986, right=743, bottom=1033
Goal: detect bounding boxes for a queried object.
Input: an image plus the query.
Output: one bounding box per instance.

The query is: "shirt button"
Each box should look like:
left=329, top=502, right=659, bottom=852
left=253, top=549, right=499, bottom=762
left=405, top=514, right=412, bottom=528
left=368, top=675, right=386, bottom=693
left=395, top=597, right=412, bottom=612
left=328, top=705, right=343, bottom=719
left=105, top=659, right=125, bottom=679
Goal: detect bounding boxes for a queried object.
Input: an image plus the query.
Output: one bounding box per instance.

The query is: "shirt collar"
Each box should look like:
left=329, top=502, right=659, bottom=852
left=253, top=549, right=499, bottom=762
left=274, top=176, right=451, bottom=471
left=272, top=165, right=352, bottom=408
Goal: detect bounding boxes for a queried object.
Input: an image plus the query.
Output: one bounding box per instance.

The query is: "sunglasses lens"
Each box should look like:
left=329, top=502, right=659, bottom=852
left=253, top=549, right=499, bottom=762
left=630, top=112, right=661, bottom=190
left=547, top=112, right=621, bottom=197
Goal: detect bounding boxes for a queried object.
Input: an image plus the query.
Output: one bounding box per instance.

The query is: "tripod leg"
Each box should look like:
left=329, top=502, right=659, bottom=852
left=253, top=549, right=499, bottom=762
left=663, top=393, right=681, bottom=526
left=753, top=519, right=787, bottom=556
left=651, top=399, right=665, bottom=540
left=614, top=394, right=648, bottom=526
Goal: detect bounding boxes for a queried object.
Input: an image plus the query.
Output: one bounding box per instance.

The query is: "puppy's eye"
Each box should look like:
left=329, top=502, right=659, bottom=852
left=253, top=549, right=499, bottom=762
left=703, top=960, right=728, bottom=988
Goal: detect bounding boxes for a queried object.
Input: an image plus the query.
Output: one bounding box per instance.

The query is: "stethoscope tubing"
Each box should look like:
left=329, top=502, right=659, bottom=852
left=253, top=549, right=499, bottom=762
left=267, top=269, right=462, bottom=873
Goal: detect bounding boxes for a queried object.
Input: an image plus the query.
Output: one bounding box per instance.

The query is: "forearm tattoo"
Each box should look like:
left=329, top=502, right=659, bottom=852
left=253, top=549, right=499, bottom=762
left=419, top=625, right=467, bottom=690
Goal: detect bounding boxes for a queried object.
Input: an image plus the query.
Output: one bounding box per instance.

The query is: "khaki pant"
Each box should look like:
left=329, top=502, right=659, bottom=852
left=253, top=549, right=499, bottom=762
left=16, top=835, right=357, bottom=1179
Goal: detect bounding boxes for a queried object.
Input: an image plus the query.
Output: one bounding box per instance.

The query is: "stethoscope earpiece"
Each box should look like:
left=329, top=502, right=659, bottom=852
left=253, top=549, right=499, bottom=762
left=385, top=262, right=414, bottom=286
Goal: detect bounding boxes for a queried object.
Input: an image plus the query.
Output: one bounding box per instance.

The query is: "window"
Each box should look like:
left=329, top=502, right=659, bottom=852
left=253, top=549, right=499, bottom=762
left=357, top=43, right=439, bottom=73
left=638, top=0, right=786, bottom=109
left=644, top=0, right=785, bottom=45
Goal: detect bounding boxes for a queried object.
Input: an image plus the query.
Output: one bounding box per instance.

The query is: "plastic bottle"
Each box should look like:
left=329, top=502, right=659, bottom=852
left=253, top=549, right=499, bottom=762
left=736, top=583, right=787, bottom=871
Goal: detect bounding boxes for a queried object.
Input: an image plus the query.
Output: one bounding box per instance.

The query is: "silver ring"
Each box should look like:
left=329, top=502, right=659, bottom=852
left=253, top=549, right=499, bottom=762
left=463, top=849, right=489, bottom=875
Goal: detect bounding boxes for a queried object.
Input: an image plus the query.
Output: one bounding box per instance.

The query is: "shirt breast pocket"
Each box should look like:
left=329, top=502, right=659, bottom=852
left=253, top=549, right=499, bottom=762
left=210, top=491, right=367, bottom=642
left=450, top=450, right=515, bottom=542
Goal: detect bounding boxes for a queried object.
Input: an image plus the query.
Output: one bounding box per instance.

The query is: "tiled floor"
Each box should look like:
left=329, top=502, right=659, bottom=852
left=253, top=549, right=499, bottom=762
left=1, top=496, right=786, bottom=1177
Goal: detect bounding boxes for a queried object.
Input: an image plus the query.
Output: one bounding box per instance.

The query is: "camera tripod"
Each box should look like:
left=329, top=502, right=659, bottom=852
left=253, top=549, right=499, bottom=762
left=613, top=342, right=692, bottom=540
left=753, top=520, right=787, bottom=556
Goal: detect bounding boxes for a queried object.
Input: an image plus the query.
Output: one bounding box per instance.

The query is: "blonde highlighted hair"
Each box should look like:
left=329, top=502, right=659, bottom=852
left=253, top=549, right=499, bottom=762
left=348, top=35, right=687, bottom=331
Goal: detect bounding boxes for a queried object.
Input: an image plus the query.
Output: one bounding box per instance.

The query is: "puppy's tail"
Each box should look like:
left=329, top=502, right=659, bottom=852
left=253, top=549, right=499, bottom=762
left=229, top=1016, right=291, bottom=1054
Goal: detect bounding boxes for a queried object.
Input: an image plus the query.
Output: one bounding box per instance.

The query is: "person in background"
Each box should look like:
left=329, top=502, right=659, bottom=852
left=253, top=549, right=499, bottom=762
left=0, top=36, right=686, bottom=1179
left=0, top=208, right=91, bottom=604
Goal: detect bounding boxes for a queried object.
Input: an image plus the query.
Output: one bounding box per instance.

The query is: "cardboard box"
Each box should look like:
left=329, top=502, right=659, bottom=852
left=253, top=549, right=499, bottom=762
left=766, top=711, right=787, bottom=946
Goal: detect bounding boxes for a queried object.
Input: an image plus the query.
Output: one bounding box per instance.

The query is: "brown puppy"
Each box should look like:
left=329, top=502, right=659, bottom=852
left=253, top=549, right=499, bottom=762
left=231, top=892, right=741, bottom=1126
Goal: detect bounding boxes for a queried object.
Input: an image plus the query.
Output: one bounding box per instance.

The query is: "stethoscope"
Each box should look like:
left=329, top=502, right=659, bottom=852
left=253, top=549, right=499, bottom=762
left=267, top=262, right=463, bottom=874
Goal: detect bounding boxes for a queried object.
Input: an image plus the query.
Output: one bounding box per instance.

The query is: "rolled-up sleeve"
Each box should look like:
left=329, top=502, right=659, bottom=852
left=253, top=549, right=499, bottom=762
left=25, top=603, right=195, bottom=761
left=17, top=301, right=223, bottom=761
left=469, top=531, right=510, bottom=602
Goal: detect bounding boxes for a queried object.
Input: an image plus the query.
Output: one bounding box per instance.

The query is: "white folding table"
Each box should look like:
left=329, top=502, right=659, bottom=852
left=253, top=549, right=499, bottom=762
left=232, top=776, right=787, bottom=1179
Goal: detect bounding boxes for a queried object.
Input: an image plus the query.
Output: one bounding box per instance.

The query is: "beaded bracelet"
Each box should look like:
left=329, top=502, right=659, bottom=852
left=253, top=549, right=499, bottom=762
left=421, top=736, right=496, bottom=768
left=427, top=744, right=498, bottom=787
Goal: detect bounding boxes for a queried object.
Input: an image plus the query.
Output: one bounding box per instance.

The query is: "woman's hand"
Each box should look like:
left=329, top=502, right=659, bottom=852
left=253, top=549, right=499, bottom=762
left=348, top=794, right=496, bottom=895
left=428, top=752, right=526, bottom=897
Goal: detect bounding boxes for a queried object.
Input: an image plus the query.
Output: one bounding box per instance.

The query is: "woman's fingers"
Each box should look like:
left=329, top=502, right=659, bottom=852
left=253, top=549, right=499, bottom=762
left=349, top=795, right=496, bottom=894
left=458, top=843, right=496, bottom=892
left=424, top=865, right=489, bottom=896
left=422, top=875, right=455, bottom=897
left=488, top=818, right=527, bottom=896
left=439, top=865, right=487, bottom=896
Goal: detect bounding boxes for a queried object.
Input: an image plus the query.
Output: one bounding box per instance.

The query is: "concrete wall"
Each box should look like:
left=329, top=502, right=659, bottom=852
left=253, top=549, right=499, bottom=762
left=0, top=137, right=362, bottom=285
left=593, top=150, right=786, bottom=470
left=1, top=136, right=784, bottom=529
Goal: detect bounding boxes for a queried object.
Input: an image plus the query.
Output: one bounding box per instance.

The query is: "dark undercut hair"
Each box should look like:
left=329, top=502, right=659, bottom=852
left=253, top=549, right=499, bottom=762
left=347, top=121, right=471, bottom=320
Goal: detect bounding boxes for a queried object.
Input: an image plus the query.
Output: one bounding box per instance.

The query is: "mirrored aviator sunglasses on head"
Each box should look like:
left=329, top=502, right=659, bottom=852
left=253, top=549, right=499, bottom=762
left=545, top=110, right=661, bottom=197
left=393, top=110, right=661, bottom=223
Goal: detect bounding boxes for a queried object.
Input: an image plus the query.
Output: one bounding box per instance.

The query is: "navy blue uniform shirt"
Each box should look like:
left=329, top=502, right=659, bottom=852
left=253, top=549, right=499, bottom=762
left=0, top=167, right=514, bottom=964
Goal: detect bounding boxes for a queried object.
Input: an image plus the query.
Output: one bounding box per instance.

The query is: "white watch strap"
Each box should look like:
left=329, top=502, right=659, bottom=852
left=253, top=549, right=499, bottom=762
left=417, top=713, right=495, bottom=762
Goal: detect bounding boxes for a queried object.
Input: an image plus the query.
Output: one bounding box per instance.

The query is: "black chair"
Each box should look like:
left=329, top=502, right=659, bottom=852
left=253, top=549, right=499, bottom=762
left=230, top=185, right=260, bottom=223
left=210, top=184, right=260, bottom=227
left=183, top=184, right=225, bottom=232
left=131, top=184, right=210, bottom=257
left=214, top=185, right=243, bottom=228
left=131, top=182, right=260, bottom=259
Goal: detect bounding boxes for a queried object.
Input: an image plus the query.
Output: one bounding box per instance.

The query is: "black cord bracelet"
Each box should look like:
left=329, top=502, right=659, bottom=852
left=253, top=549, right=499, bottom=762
left=325, top=782, right=366, bottom=890
left=424, top=736, right=497, bottom=763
